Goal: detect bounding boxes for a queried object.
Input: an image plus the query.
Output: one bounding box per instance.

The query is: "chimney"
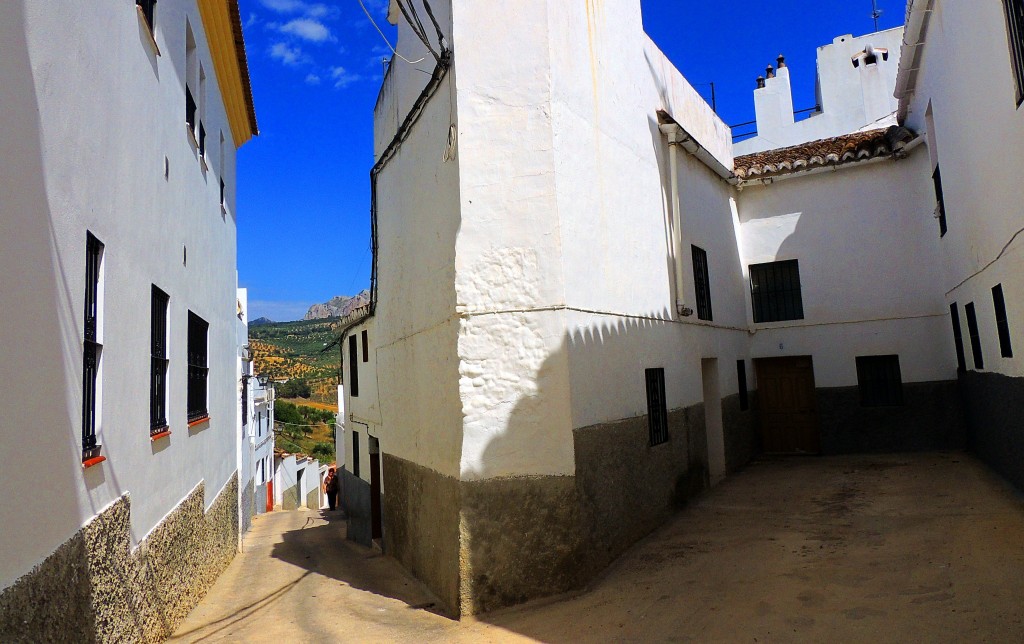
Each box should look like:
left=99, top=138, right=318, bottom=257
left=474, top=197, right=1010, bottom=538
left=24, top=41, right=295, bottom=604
left=766, top=64, right=775, bottom=79
left=777, top=54, right=786, bottom=68
left=756, top=75, right=766, bottom=89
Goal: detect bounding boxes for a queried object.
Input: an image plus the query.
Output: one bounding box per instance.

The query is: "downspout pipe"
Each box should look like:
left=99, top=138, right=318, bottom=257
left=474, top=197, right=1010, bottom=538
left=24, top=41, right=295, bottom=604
left=661, top=127, right=692, bottom=318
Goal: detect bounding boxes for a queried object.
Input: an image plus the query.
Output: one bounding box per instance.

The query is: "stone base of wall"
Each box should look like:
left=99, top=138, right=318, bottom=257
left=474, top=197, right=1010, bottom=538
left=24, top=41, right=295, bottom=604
left=0, top=475, right=238, bottom=643
left=305, top=485, right=320, bottom=511
left=962, top=371, right=1024, bottom=491
left=255, top=483, right=268, bottom=515
left=241, top=476, right=254, bottom=535
left=817, top=380, right=965, bottom=455
left=342, top=469, right=374, bottom=547
left=374, top=398, right=759, bottom=618
left=281, top=484, right=300, bottom=511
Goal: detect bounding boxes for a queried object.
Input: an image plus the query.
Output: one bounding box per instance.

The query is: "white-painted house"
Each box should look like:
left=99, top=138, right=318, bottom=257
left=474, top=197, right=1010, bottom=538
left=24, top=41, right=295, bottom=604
left=0, top=1, right=256, bottom=639
left=341, top=0, right=1023, bottom=620
left=251, top=374, right=276, bottom=516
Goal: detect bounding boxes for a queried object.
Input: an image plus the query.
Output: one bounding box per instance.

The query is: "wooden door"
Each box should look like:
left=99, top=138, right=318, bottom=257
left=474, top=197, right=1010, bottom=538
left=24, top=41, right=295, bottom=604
left=755, top=357, right=820, bottom=454
left=370, top=453, right=383, bottom=540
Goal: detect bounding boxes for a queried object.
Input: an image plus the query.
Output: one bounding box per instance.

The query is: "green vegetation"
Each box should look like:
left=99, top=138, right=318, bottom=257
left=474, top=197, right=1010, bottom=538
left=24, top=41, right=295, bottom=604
left=249, top=318, right=341, bottom=405
left=274, top=400, right=337, bottom=463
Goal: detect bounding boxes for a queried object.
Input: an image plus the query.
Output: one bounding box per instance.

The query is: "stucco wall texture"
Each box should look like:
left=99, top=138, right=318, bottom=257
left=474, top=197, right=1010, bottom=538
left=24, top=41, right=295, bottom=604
left=0, top=476, right=238, bottom=643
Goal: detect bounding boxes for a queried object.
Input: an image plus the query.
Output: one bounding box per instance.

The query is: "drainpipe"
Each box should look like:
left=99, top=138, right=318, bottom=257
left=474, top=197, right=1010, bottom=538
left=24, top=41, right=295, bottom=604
left=660, top=124, right=694, bottom=318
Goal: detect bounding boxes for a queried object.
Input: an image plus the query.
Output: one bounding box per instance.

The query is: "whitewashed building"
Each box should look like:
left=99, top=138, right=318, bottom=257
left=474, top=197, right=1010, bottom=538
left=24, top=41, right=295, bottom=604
left=251, top=373, right=276, bottom=516
left=0, top=1, right=257, bottom=639
left=340, top=0, right=1023, bottom=619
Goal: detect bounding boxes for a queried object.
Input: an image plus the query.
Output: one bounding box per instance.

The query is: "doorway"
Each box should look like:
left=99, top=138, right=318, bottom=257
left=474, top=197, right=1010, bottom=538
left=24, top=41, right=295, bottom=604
left=754, top=356, right=820, bottom=454
left=369, top=436, right=383, bottom=541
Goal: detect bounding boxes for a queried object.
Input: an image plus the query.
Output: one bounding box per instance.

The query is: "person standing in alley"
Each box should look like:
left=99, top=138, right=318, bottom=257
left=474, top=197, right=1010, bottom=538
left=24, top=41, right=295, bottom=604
left=324, top=467, right=340, bottom=511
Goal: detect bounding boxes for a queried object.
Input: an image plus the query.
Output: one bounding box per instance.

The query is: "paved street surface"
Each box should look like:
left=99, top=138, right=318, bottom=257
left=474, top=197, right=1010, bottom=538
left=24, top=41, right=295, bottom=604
left=173, top=453, right=1024, bottom=642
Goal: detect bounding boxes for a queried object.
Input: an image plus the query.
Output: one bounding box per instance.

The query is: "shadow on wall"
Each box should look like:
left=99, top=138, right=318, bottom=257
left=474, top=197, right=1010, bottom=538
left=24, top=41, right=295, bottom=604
left=460, top=310, right=758, bottom=618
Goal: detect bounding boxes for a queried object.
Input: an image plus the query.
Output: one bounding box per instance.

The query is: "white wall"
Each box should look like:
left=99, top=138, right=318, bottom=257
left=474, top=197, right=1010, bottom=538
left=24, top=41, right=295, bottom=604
left=0, top=0, right=242, bottom=589
left=901, top=0, right=1024, bottom=379
left=737, top=152, right=955, bottom=385
left=736, top=28, right=904, bottom=155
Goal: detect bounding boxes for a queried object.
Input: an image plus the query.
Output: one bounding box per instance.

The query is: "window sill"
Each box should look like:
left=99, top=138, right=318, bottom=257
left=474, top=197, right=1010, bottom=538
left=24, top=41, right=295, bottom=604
left=200, top=155, right=209, bottom=173
left=136, top=6, right=161, bottom=57
left=186, top=124, right=199, bottom=150
left=188, top=415, right=210, bottom=428
left=82, top=455, right=107, bottom=470
left=150, top=428, right=172, bottom=441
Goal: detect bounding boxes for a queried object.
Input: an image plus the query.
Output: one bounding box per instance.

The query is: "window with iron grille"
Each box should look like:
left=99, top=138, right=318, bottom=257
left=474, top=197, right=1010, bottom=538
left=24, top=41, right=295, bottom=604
left=646, top=368, right=668, bottom=446
left=137, top=0, right=156, bottom=31
left=82, top=233, right=104, bottom=460
left=993, top=284, right=1014, bottom=358
left=856, top=355, right=904, bottom=407
left=965, top=302, right=984, bottom=369
left=749, top=259, right=804, bottom=323
left=186, top=86, right=196, bottom=133
left=933, top=165, right=947, bottom=237
left=691, top=245, right=713, bottom=321
left=198, top=122, right=207, bottom=158
left=950, top=302, right=967, bottom=372
left=362, top=329, right=369, bottom=362
left=187, top=311, right=209, bottom=422
left=220, top=178, right=226, bottom=208
left=150, top=286, right=169, bottom=434
left=1003, top=0, right=1024, bottom=105
left=349, top=335, right=360, bottom=397
left=241, top=378, right=249, bottom=427
left=737, top=360, right=749, bottom=411
left=352, top=431, right=361, bottom=477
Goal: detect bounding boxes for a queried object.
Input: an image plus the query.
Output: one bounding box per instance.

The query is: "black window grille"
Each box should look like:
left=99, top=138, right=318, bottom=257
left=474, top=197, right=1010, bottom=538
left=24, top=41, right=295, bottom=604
left=950, top=302, right=967, bottom=372
left=349, top=335, right=360, bottom=397
left=198, top=122, right=207, bottom=157
left=646, top=368, right=669, bottom=446
left=691, top=245, right=713, bottom=321
left=137, top=0, right=156, bottom=30
left=965, top=302, right=984, bottom=369
left=82, top=233, right=104, bottom=459
left=220, top=178, right=226, bottom=207
left=749, top=259, right=804, bottom=323
left=241, top=378, right=249, bottom=427
left=352, top=431, right=360, bottom=477
left=1003, top=0, right=1024, bottom=105
left=150, top=286, right=169, bottom=433
left=737, top=359, right=749, bottom=411
left=186, top=85, right=197, bottom=132
left=856, top=355, right=904, bottom=407
left=362, top=329, right=369, bottom=362
left=187, top=312, right=209, bottom=422
left=933, top=165, right=947, bottom=237
left=993, top=284, right=1014, bottom=358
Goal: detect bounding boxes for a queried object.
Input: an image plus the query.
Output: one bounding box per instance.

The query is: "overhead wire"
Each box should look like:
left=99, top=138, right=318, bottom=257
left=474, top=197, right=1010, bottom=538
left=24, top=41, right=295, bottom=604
left=395, top=0, right=441, bottom=63
left=356, top=0, right=425, bottom=65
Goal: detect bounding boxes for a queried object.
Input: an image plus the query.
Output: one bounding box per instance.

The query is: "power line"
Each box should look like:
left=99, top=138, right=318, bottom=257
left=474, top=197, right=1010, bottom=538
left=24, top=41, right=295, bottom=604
left=356, top=0, right=426, bottom=65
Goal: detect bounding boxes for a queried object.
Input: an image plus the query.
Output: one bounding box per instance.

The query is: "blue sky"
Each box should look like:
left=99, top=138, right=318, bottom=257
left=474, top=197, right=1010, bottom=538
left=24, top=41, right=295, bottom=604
left=238, top=0, right=906, bottom=321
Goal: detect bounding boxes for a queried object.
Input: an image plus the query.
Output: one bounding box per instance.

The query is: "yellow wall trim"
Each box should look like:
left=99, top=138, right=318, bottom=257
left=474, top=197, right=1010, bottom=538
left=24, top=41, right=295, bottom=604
left=198, top=0, right=257, bottom=147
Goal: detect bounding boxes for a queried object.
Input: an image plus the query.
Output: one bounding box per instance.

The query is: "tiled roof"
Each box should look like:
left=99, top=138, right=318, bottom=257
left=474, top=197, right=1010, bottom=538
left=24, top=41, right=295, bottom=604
left=734, top=126, right=916, bottom=180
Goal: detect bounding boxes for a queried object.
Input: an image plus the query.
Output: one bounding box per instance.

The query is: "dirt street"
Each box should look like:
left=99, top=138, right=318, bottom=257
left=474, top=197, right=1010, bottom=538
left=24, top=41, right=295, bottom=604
left=173, top=452, right=1024, bottom=642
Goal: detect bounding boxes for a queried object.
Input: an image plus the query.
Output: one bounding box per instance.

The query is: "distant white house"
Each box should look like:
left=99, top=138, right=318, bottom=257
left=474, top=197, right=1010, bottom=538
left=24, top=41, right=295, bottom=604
left=0, top=1, right=257, bottom=639
left=339, top=0, right=1023, bottom=621
left=252, top=373, right=276, bottom=515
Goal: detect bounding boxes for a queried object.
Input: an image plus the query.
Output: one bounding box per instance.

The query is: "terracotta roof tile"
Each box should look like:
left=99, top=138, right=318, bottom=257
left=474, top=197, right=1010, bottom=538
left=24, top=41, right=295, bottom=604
left=734, top=126, right=916, bottom=180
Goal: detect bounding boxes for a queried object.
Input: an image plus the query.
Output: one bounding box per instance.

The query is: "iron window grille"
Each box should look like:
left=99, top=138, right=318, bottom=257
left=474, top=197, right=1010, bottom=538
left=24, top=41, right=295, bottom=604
left=150, top=286, right=169, bottom=433
left=241, top=377, right=249, bottom=427
left=1003, top=0, right=1024, bottom=105
left=362, top=329, right=369, bottom=362
left=933, top=165, right=947, bottom=237
left=993, top=284, right=1014, bottom=358
left=737, top=360, right=749, bottom=411
left=187, top=311, right=209, bottom=422
left=646, top=368, right=669, bottom=446
left=950, top=303, right=967, bottom=372
left=856, top=355, right=904, bottom=407
left=220, top=178, right=226, bottom=208
left=965, top=302, right=985, bottom=370
left=352, top=431, right=361, bottom=477
left=137, top=0, right=156, bottom=30
left=186, top=86, right=197, bottom=133
left=349, top=335, right=360, bottom=397
left=82, top=233, right=104, bottom=459
left=749, top=259, right=804, bottom=323
left=198, top=122, right=207, bottom=157
left=691, top=245, right=713, bottom=321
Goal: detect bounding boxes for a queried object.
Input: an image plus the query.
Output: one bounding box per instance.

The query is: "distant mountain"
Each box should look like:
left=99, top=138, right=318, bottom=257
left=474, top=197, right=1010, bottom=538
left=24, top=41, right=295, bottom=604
left=303, top=290, right=371, bottom=320
left=250, top=317, right=275, bottom=326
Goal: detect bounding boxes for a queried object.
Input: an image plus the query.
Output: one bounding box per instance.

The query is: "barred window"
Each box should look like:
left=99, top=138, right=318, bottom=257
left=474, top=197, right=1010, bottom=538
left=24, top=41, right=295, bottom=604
left=950, top=303, right=967, bottom=372
left=749, top=259, right=804, bottom=323
left=965, top=303, right=984, bottom=370
left=646, top=368, right=669, bottom=446
left=349, top=335, right=360, bottom=397
left=856, top=355, right=904, bottom=407
left=691, top=245, right=713, bottom=322
left=82, top=233, right=104, bottom=460
left=187, top=312, right=209, bottom=422
left=933, top=166, right=947, bottom=237
left=993, top=284, right=1014, bottom=358
left=137, top=0, right=156, bottom=31
left=1002, top=0, right=1024, bottom=105
left=150, top=286, right=169, bottom=433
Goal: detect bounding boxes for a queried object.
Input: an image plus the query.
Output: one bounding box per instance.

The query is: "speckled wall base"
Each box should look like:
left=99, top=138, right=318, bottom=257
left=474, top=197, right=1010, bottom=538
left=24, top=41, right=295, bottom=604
left=962, top=371, right=1024, bottom=491
left=305, top=486, right=319, bottom=511
left=241, top=477, right=255, bottom=535
left=0, top=475, right=238, bottom=643
left=281, top=484, right=300, bottom=511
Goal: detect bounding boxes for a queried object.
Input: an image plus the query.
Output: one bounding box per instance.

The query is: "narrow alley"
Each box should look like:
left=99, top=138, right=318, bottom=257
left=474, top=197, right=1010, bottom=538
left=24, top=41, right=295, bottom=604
left=174, top=452, right=1024, bottom=642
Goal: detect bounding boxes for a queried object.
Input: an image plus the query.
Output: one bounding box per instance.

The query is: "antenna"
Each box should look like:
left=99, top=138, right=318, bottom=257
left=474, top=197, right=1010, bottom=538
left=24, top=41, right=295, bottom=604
left=871, top=0, right=883, bottom=31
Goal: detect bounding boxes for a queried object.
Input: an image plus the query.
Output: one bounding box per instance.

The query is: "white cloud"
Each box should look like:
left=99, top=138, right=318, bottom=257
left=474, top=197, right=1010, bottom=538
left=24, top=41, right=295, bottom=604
left=279, top=18, right=333, bottom=42
left=260, top=0, right=306, bottom=12
left=330, top=66, right=362, bottom=89
left=244, top=12, right=259, bottom=29
left=305, top=73, right=321, bottom=85
left=269, top=42, right=304, bottom=66
left=260, top=0, right=337, bottom=20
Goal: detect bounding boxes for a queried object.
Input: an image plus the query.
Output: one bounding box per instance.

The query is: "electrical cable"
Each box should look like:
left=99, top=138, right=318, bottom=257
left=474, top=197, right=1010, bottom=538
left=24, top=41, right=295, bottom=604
left=395, top=0, right=440, bottom=63
left=356, top=0, right=426, bottom=65
left=421, top=0, right=448, bottom=53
